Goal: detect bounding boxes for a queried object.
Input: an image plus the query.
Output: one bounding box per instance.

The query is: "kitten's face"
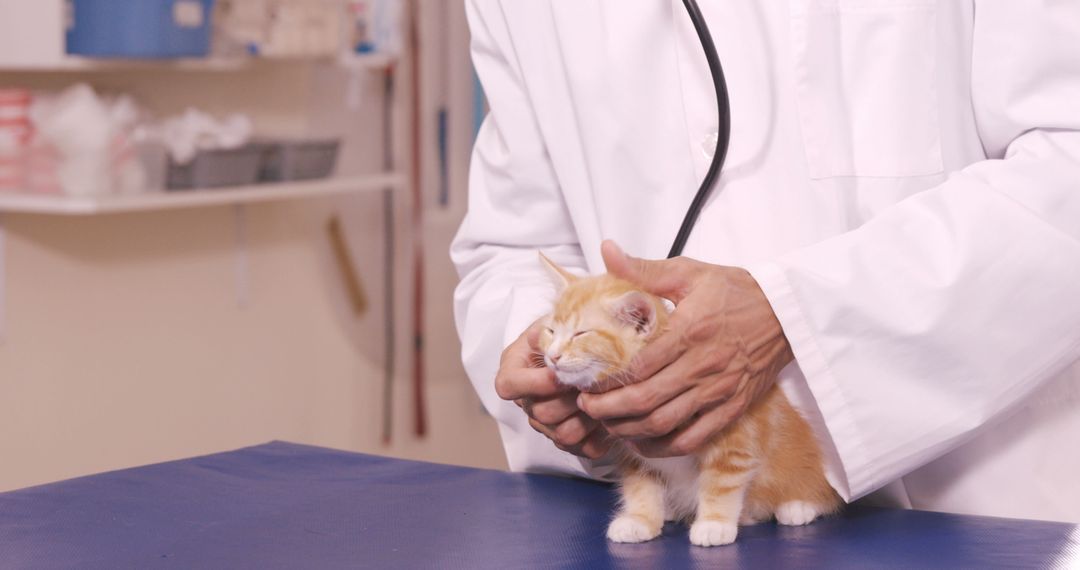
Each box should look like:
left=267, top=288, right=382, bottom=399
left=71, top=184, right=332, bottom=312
left=537, top=254, right=661, bottom=390
left=538, top=293, right=642, bottom=389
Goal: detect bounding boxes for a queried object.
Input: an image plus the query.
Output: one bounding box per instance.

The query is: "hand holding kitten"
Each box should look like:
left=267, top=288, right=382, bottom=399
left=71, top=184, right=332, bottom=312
left=577, top=240, right=794, bottom=458
left=495, top=320, right=613, bottom=459
left=519, top=247, right=839, bottom=545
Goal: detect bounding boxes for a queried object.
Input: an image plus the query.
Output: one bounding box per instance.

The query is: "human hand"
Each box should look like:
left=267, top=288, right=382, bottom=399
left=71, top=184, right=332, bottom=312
left=495, top=319, right=613, bottom=459
left=576, top=241, right=793, bottom=458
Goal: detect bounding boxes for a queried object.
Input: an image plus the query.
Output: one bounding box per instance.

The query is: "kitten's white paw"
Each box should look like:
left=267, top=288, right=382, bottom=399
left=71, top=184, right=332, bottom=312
left=607, top=515, right=662, bottom=544
left=775, top=501, right=819, bottom=526
left=689, top=519, right=738, bottom=547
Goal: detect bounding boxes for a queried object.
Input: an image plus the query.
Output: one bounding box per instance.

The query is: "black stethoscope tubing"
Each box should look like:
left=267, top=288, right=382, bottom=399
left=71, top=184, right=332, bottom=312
left=668, top=0, right=732, bottom=258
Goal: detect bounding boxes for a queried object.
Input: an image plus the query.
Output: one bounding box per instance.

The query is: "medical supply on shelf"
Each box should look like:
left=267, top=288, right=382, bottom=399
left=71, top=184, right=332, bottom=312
left=212, top=0, right=266, bottom=57
left=160, top=108, right=253, bottom=165
left=0, top=89, right=33, bottom=191
left=347, top=0, right=375, bottom=54
left=257, top=138, right=340, bottom=182
left=66, top=0, right=216, bottom=59
left=371, top=0, right=403, bottom=56
left=214, top=0, right=342, bottom=58
left=28, top=84, right=146, bottom=196
left=167, top=145, right=263, bottom=190
left=157, top=108, right=256, bottom=190
left=266, top=0, right=342, bottom=57
left=134, top=139, right=169, bottom=192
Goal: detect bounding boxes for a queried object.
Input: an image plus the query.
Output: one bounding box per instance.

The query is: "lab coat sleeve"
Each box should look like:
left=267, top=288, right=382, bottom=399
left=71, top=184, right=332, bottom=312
left=746, top=1, right=1080, bottom=501
left=451, top=1, right=604, bottom=478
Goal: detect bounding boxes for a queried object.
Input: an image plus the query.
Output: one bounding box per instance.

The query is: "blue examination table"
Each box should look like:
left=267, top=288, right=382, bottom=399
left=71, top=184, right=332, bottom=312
left=1, top=441, right=1076, bottom=569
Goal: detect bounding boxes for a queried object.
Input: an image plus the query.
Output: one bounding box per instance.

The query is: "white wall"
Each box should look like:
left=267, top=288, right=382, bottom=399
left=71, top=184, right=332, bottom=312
left=0, top=2, right=507, bottom=492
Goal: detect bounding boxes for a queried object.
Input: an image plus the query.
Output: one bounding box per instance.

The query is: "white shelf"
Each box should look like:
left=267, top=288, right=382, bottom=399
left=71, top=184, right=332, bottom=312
left=0, top=174, right=404, bottom=215
left=0, top=53, right=395, bottom=73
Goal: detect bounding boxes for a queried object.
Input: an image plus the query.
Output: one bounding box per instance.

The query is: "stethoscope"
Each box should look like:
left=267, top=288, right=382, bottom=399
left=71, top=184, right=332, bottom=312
left=669, top=0, right=731, bottom=258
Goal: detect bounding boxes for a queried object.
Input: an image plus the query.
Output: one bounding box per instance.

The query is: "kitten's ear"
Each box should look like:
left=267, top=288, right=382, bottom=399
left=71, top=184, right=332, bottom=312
left=611, top=291, right=656, bottom=336
left=539, top=252, right=577, bottom=290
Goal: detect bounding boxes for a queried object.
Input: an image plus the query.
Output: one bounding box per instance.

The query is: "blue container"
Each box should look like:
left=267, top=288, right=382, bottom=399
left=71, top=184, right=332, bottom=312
left=66, top=0, right=216, bottom=59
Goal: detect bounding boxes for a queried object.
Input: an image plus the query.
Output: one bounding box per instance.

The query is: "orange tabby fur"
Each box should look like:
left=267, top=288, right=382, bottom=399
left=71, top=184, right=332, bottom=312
left=537, top=253, right=841, bottom=547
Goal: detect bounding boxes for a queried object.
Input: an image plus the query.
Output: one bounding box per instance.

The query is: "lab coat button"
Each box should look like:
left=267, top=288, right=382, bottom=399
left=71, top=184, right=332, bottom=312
left=701, top=131, right=718, bottom=159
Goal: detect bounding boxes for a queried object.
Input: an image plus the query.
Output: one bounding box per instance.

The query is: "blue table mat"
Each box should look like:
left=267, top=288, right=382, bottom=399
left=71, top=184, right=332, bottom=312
left=1, top=441, right=1077, bottom=569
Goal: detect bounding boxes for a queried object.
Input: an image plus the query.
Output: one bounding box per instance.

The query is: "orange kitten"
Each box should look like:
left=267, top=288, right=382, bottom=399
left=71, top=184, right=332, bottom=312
left=537, top=253, right=841, bottom=547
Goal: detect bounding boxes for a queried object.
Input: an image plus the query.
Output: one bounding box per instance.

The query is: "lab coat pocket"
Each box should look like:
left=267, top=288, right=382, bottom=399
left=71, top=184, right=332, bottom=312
left=791, top=0, right=943, bottom=179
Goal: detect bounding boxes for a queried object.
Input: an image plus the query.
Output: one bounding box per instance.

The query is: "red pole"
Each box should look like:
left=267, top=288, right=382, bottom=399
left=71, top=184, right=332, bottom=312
left=407, top=0, right=427, bottom=437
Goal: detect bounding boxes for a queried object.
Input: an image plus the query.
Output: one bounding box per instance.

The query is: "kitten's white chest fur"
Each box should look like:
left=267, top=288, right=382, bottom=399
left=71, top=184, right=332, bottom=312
left=641, top=456, right=700, bottom=521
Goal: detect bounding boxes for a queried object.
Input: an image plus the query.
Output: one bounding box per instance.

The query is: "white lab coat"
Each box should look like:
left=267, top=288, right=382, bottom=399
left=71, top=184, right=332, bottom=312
left=452, top=0, right=1080, bottom=524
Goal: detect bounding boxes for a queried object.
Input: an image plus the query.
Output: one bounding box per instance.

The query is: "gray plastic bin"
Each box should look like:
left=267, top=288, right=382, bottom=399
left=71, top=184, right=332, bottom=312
left=258, top=139, right=340, bottom=182
left=167, top=145, right=263, bottom=190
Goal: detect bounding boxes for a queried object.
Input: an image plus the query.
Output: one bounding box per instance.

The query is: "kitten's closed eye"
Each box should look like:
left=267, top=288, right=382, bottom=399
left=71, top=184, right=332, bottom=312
left=542, top=328, right=591, bottom=339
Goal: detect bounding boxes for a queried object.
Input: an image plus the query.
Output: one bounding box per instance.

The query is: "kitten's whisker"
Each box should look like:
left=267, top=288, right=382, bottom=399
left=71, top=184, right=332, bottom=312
left=602, top=367, right=636, bottom=387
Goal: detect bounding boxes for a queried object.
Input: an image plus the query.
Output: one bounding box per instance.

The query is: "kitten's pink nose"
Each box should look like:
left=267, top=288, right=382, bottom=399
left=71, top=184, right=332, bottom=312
left=550, top=353, right=562, bottom=364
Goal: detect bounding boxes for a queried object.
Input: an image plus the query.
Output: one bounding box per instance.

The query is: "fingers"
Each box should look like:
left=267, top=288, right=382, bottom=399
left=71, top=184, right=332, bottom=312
left=601, top=385, right=704, bottom=439
left=499, top=325, right=541, bottom=370
left=496, top=364, right=562, bottom=400
left=523, top=319, right=545, bottom=350
left=577, top=429, right=614, bottom=460
left=529, top=416, right=591, bottom=448
left=583, top=308, right=691, bottom=399
left=631, top=399, right=744, bottom=458
left=577, top=338, right=698, bottom=420
left=625, top=322, right=688, bottom=384
left=522, top=392, right=579, bottom=425
left=577, top=368, right=691, bottom=421
left=600, top=239, right=637, bottom=281
left=496, top=322, right=566, bottom=401
left=527, top=413, right=610, bottom=459
left=600, top=239, right=693, bottom=302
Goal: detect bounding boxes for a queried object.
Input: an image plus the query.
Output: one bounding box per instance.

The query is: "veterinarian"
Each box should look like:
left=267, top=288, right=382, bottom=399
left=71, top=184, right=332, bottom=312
left=452, top=1, right=1080, bottom=523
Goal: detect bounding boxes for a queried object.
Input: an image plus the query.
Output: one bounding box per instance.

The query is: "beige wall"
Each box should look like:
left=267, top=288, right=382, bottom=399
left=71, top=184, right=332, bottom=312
left=0, top=3, right=507, bottom=492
